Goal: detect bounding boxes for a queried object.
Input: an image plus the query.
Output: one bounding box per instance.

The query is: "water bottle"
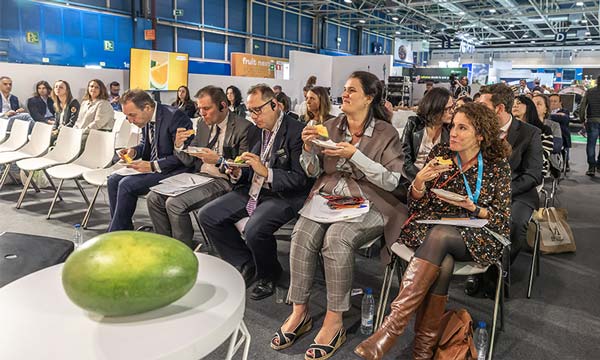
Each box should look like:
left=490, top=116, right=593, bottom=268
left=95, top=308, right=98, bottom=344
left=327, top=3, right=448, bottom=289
left=361, top=287, right=375, bottom=335
left=72, top=224, right=83, bottom=249
left=474, top=321, right=489, bottom=360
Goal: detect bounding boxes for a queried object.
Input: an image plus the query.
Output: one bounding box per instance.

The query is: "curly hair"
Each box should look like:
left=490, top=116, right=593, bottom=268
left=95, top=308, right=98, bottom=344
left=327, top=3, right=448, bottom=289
left=454, top=102, right=511, bottom=162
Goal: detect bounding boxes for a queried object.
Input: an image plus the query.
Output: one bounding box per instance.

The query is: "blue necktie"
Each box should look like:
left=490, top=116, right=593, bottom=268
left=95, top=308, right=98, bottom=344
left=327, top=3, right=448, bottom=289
left=149, top=122, right=158, bottom=161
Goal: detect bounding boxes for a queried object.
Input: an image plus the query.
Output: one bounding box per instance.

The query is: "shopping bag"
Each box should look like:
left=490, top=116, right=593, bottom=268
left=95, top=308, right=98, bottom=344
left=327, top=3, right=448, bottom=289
left=527, top=207, right=576, bottom=254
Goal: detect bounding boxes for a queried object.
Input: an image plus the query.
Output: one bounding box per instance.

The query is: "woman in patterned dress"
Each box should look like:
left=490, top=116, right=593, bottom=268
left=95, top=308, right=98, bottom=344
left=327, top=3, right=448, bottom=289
left=355, top=102, right=512, bottom=360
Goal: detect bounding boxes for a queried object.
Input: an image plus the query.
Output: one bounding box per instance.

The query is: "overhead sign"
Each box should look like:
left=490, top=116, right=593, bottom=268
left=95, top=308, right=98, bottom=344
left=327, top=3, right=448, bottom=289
left=103, top=40, right=114, bottom=51
left=393, top=38, right=413, bottom=63
left=230, top=53, right=287, bottom=78
left=555, top=32, right=567, bottom=42
left=173, top=9, right=184, bottom=16
left=26, top=31, right=39, bottom=44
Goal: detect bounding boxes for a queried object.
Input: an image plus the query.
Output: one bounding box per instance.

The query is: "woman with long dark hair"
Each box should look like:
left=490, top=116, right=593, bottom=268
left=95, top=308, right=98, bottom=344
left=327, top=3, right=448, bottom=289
left=270, top=71, right=406, bottom=359
left=512, top=95, right=554, bottom=176
left=51, top=80, right=79, bottom=129
left=402, top=87, right=454, bottom=185
left=74, top=79, right=114, bottom=131
left=27, top=80, right=55, bottom=124
left=355, top=103, right=512, bottom=360
left=299, top=86, right=335, bottom=124
left=171, top=85, right=196, bottom=118
left=226, top=85, right=247, bottom=118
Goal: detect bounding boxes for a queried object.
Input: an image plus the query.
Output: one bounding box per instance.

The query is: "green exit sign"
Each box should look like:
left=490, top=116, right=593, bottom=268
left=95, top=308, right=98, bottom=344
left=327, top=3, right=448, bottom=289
left=269, top=64, right=275, bottom=71
left=173, top=9, right=184, bottom=16
left=26, top=31, right=39, bottom=44
left=104, top=40, right=114, bottom=51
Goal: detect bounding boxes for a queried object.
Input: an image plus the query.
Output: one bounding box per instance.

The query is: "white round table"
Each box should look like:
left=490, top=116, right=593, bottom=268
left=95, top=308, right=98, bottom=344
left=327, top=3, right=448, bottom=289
left=0, top=253, right=249, bottom=360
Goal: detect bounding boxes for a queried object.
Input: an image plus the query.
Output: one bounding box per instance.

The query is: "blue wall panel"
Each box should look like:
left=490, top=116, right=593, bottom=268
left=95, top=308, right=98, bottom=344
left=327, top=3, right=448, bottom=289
left=177, top=28, right=202, bottom=58
left=253, top=40, right=266, bottom=55
left=268, top=43, right=283, bottom=58
left=134, top=18, right=153, bottom=50
left=204, top=33, right=225, bottom=60
left=156, top=25, right=174, bottom=52
left=177, top=0, right=201, bottom=23
left=326, top=23, right=337, bottom=49
left=349, top=29, right=358, bottom=54
left=301, top=17, right=313, bottom=44
left=285, top=13, right=298, bottom=42
left=252, top=3, right=266, bottom=36
left=339, top=26, right=349, bottom=52
left=228, top=36, right=246, bottom=60
left=268, top=8, right=283, bottom=39
left=228, top=0, right=247, bottom=32
left=188, top=60, right=230, bottom=75
left=156, top=1, right=174, bottom=19
left=285, top=46, right=298, bottom=58
left=204, top=0, right=225, bottom=28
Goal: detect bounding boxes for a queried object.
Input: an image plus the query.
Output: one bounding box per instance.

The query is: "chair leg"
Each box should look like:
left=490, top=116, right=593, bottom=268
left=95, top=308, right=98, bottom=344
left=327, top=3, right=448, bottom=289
left=375, top=256, right=398, bottom=330
left=44, top=170, right=63, bottom=202
left=528, top=218, right=540, bottom=299
left=488, top=263, right=504, bottom=360
left=74, top=179, right=90, bottom=205
left=375, top=259, right=393, bottom=330
left=47, top=179, right=64, bottom=219
left=7, top=171, right=19, bottom=185
left=82, top=185, right=102, bottom=229
left=16, top=171, right=34, bottom=209
left=0, top=164, right=11, bottom=191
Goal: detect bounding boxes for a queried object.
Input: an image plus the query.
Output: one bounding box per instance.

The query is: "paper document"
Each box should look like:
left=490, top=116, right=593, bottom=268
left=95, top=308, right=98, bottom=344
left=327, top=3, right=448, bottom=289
left=150, top=173, right=214, bottom=197
left=300, top=194, right=370, bottom=223
left=112, top=167, right=145, bottom=176
left=416, top=219, right=488, bottom=228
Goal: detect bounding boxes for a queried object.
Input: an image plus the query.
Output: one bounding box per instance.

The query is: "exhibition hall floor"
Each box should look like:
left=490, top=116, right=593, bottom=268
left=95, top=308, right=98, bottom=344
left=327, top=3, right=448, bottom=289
left=1, top=143, right=598, bottom=360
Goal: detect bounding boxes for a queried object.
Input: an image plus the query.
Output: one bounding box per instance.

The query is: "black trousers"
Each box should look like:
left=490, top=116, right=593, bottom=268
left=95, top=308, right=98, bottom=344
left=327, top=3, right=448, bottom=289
left=509, top=200, right=534, bottom=264
left=198, top=189, right=296, bottom=280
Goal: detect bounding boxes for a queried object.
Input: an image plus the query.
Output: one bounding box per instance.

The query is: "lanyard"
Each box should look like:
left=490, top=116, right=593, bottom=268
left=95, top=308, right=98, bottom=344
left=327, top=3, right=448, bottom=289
left=259, top=114, right=282, bottom=164
left=456, top=151, right=483, bottom=205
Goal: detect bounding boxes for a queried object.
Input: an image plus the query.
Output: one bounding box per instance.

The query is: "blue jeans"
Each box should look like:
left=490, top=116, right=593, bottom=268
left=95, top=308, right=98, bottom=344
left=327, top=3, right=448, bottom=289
left=586, top=121, right=600, bottom=166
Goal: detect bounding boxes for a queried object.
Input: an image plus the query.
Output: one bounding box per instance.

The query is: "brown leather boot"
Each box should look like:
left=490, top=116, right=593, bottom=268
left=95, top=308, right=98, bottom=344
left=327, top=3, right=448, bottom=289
left=354, top=257, right=440, bottom=360
left=412, top=293, right=448, bottom=360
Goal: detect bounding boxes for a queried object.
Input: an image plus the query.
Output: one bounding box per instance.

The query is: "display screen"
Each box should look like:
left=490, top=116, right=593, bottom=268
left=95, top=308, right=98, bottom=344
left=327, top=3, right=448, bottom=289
left=129, top=49, right=189, bottom=91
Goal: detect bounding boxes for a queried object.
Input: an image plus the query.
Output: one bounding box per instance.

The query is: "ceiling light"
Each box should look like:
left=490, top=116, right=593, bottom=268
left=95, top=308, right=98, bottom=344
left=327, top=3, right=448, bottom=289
left=581, top=19, right=588, bottom=24
left=344, top=0, right=353, bottom=3
left=508, top=24, right=515, bottom=28
left=458, top=11, right=465, bottom=15
left=424, top=29, right=431, bottom=33
left=392, top=16, right=399, bottom=21
left=359, top=19, right=366, bottom=23
left=576, top=1, right=584, bottom=6
left=395, top=31, right=400, bottom=34
left=530, top=40, right=536, bottom=43
left=483, top=25, right=490, bottom=29
left=586, top=38, right=592, bottom=41
left=500, top=35, right=506, bottom=39
left=510, top=41, right=515, bottom=44
left=489, top=9, right=496, bottom=13
left=523, top=34, right=529, bottom=38
left=586, top=32, right=591, bottom=36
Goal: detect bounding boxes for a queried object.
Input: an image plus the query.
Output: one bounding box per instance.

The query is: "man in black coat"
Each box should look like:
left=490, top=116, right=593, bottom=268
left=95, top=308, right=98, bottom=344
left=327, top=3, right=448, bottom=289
left=549, top=94, right=571, bottom=171
left=468, top=83, right=543, bottom=295
left=199, top=84, right=312, bottom=300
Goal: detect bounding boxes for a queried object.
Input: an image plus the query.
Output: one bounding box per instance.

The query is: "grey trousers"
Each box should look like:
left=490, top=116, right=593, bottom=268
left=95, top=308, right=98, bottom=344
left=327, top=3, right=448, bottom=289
left=288, top=208, right=384, bottom=312
left=146, top=177, right=232, bottom=247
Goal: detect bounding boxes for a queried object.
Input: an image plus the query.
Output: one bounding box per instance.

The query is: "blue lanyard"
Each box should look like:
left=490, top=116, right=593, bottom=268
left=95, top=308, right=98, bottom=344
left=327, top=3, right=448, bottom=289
left=456, top=151, right=483, bottom=205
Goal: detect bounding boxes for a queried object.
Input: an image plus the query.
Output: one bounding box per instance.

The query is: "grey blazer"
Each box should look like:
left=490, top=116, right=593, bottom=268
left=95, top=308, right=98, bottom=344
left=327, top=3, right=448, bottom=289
left=176, top=112, right=252, bottom=173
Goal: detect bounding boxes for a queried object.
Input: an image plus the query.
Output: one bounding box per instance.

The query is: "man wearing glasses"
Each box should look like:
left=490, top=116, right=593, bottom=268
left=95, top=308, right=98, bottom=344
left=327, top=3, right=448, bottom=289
left=199, top=84, right=312, bottom=300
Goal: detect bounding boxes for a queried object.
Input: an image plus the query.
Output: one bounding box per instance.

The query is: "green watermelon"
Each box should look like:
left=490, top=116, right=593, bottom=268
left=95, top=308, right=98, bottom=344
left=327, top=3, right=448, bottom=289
left=62, top=231, right=198, bottom=317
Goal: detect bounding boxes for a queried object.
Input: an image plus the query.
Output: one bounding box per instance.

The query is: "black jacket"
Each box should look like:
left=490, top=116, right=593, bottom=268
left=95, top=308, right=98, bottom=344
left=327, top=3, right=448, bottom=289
left=401, top=115, right=450, bottom=182
left=171, top=100, right=197, bottom=119
left=550, top=109, right=571, bottom=148
left=27, top=96, right=55, bottom=123
left=506, top=118, right=543, bottom=209
left=54, top=99, right=80, bottom=129
left=231, top=103, right=247, bottom=119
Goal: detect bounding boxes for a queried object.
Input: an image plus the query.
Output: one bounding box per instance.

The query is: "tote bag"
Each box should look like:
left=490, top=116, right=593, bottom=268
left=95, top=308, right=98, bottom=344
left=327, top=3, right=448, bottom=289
left=527, top=207, right=576, bottom=254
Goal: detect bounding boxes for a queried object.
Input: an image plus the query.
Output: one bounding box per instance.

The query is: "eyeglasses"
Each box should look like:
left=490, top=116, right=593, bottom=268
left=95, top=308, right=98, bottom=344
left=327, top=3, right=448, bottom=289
left=248, top=99, right=274, bottom=116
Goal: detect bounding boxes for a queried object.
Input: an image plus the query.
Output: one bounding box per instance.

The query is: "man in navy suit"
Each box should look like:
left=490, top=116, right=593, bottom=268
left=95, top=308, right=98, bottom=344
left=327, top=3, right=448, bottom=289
left=199, top=84, right=312, bottom=300
left=108, top=89, right=193, bottom=231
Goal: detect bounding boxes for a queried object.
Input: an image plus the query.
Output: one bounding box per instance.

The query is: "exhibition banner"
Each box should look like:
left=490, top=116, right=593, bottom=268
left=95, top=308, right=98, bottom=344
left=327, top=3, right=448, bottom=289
left=393, top=39, right=413, bottom=63
left=231, top=53, right=286, bottom=78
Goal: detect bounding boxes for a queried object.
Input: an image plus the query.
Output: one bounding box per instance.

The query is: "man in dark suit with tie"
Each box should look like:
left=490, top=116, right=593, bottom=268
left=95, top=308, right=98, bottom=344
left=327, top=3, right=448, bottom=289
left=108, top=89, right=193, bottom=231
left=146, top=86, right=252, bottom=247
left=468, top=83, right=543, bottom=295
left=199, top=84, right=312, bottom=300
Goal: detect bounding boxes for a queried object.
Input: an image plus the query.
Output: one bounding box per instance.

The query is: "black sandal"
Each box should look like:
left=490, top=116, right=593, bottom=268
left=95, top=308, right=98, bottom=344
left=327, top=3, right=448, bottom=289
left=271, top=313, right=313, bottom=350
left=304, top=327, right=347, bottom=360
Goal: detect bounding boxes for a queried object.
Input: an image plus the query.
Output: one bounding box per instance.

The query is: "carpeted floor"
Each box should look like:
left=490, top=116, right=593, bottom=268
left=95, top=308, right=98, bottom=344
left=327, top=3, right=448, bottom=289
left=0, top=143, right=598, bottom=360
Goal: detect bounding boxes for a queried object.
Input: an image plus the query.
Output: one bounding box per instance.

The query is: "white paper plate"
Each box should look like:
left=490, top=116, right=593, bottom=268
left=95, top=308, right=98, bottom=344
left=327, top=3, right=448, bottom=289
left=312, top=139, right=339, bottom=150
left=431, top=188, right=468, bottom=202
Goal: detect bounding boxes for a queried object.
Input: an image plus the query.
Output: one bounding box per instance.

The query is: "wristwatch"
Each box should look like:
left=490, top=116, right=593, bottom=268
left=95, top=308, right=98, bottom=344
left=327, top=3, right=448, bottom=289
left=471, top=205, right=481, bottom=218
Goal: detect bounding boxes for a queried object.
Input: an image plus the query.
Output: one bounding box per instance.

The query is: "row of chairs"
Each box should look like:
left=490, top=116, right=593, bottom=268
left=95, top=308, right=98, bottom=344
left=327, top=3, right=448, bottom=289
left=0, top=115, right=139, bottom=227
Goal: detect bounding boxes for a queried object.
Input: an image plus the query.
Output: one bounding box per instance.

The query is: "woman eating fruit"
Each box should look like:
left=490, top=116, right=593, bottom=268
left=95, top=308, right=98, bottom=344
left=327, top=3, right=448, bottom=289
left=270, top=71, right=407, bottom=360
left=354, top=102, right=511, bottom=360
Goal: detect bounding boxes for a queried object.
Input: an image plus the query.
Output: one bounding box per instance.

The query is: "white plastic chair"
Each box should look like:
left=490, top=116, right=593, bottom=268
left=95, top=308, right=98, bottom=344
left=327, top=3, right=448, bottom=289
left=80, top=163, right=124, bottom=229
left=0, top=120, right=30, bottom=153
left=0, top=122, right=53, bottom=191
left=113, top=112, right=131, bottom=149
left=0, top=118, right=9, bottom=144
left=45, top=130, right=116, bottom=219
left=15, top=127, right=83, bottom=209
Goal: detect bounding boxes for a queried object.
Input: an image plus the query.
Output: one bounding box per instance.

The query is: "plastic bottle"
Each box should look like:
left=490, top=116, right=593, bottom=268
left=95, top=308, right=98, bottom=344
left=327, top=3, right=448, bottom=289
left=72, top=224, right=83, bottom=249
left=474, top=320, right=489, bottom=360
left=361, top=287, right=375, bottom=335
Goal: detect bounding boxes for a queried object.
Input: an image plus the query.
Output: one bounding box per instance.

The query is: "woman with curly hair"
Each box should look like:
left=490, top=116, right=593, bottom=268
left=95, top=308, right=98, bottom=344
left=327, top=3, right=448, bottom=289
left=226, top=85, right=247, bottom=118
left=355, top=102, right=512, bottom=360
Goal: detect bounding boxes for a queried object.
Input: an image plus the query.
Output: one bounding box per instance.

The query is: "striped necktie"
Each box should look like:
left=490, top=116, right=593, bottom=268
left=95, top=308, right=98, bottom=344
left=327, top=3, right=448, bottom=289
left=150, top=122, right=158, bottom=161
left=245, top=130, right=272, bottom=216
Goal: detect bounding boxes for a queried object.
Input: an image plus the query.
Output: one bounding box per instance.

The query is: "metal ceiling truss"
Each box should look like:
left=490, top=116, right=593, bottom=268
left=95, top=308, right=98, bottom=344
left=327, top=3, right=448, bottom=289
left=269, top=0, right=599, bottom=49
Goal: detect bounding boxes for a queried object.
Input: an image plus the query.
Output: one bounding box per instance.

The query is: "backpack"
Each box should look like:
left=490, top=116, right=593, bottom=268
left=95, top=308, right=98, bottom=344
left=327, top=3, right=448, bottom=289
left=434, top=309, right=478, bottom=360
